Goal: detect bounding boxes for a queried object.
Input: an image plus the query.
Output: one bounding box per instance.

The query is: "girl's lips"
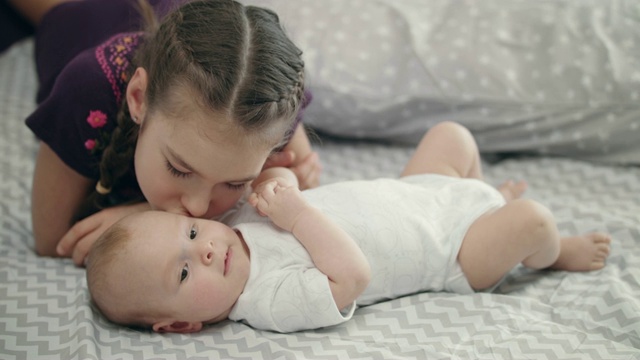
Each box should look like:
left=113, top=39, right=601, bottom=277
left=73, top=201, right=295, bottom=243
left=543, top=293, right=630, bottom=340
left=224, top=248, right=231, bottom=275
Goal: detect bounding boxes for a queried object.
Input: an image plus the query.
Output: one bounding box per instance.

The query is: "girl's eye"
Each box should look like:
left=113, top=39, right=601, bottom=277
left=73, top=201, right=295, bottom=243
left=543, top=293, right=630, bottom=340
left=165, top=160, right=191, bottom=179
left=226, top=183, right=247, bottom=191
left=189, top=226, right=197, bottom=240
left=180, top=264, right=189, bottom=283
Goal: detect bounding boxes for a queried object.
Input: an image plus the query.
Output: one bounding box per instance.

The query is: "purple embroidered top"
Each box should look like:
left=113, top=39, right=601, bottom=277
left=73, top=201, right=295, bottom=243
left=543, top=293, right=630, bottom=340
left=27, top=32, right=142, bottom=181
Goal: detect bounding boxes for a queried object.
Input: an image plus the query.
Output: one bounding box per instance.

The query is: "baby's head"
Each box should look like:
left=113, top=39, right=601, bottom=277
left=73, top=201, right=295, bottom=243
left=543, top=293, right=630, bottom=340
left=86, top=210, right=251, bottom=333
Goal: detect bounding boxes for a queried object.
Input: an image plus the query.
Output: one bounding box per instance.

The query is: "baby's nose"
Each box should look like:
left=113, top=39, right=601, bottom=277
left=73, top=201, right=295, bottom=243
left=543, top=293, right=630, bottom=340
left=201, top=242, right=214, bottom=265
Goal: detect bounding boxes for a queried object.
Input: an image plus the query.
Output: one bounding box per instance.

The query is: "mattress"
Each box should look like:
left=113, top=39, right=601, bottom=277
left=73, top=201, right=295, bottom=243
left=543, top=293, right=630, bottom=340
left=2, top=40, right=640, bottom=359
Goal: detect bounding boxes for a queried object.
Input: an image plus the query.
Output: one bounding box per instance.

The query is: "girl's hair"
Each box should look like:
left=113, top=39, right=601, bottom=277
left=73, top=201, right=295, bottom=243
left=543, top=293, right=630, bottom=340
left=77, top=0, right=305, bottom=219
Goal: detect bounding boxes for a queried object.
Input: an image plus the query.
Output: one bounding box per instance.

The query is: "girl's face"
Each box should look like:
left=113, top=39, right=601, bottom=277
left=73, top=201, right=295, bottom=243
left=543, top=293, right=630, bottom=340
left=134, top=108, right=272, bottom=219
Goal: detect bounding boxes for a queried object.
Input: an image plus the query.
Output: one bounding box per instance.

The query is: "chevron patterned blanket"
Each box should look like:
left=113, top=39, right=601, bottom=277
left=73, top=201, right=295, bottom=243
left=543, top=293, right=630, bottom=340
left=1, top=40, right=639, bottom=359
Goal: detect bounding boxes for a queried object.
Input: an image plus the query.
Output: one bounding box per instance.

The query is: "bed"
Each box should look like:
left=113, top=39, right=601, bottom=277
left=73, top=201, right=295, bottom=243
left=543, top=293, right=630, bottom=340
left=2, top=1, right=640, bottom=358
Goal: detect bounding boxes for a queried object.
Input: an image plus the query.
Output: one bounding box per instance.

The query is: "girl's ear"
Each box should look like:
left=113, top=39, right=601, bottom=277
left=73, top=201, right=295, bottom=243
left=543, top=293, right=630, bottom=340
left=152, top=320, right=203, bottom=334
left=126, top=67, right=148, bottom=125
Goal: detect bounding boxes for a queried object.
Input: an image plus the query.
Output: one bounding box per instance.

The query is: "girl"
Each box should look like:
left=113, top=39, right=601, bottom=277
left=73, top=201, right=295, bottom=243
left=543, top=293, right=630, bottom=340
left=12, top=0, right=321, bottom=264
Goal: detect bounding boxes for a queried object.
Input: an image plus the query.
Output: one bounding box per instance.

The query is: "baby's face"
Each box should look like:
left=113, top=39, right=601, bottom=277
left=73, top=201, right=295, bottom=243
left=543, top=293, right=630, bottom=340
left=117, top=211, right=251, bottom=329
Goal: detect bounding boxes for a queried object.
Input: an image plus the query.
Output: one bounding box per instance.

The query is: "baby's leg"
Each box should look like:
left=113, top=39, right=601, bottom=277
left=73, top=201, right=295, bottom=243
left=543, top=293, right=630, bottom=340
left=403, top=122, right=529, bottom=200
left=458, top=199, right=611, bottom=290
left=401, top=121, right=483, bottom=179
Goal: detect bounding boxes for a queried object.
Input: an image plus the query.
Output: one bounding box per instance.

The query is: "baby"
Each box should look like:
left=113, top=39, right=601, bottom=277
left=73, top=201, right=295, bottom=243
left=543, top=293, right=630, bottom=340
left=86, top=122, right=611, bottom=333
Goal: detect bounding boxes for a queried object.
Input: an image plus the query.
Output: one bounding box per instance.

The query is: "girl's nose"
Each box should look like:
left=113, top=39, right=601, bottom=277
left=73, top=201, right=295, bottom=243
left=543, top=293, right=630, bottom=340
left=182, top=193, right=212, bottom=218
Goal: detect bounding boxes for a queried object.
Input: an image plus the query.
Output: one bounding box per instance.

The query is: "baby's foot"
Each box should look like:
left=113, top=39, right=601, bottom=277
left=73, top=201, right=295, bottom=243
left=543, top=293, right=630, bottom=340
left=498, top=180, right=528, bottom=201
left=551, top=233, right=611, bottom=271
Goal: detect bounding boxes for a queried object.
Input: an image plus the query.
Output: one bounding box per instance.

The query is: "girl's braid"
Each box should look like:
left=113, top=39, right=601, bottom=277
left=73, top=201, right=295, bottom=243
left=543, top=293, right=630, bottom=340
left=73, top=0, right=157, bottom=221
left=97, top=102, right=139, bottom=195
left=74, top=102, right=141, bottom=221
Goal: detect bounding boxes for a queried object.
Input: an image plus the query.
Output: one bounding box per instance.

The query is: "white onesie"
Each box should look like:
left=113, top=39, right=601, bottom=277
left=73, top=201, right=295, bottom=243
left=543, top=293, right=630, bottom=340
left=227, top=174, right=505, bottom=332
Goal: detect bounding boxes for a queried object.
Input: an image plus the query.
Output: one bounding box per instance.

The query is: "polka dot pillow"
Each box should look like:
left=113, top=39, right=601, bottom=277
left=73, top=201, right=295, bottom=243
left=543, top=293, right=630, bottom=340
left=244, top=0, right=640, bottom=164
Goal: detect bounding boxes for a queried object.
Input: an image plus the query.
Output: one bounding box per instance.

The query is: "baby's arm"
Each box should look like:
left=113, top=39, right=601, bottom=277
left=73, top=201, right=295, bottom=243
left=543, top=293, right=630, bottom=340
left=249, top=179, right=371, bottom=310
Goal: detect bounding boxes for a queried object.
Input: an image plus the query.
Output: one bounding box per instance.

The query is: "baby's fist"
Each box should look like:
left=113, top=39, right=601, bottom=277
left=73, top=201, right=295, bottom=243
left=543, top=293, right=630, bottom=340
left=249, top=179, right=307, bottom=231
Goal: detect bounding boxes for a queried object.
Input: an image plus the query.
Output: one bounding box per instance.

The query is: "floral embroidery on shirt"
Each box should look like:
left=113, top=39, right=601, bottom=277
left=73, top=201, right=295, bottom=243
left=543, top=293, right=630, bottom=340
left=96, top=32, right=141, bottom=104
left=85, top=110, right=111, bottom=155
left=87, top=110, right=108, bottom=128
left=84, top=139, right=96, bottom=151
left=87, top=33, right=141, bottom=156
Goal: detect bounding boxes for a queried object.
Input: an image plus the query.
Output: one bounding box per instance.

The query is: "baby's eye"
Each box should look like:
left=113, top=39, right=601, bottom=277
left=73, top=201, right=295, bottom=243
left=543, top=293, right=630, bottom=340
left=180, top=264, right=189, bottom=283
left=189, top=225, right=197, bottom=240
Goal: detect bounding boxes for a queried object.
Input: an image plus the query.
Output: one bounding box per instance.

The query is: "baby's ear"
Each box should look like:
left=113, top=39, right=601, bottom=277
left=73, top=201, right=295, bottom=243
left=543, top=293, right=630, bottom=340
left=152, top=320, right=203, bottom=334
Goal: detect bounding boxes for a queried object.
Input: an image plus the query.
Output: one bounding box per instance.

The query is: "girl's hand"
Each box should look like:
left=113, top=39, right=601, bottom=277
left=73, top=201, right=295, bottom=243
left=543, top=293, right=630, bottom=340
left=290, top=151, right=322, bottom=190
left=56, top=202, right=150, bottom=266
left=263, top=123, right=322, bottom=190
left=264, top=150, right=322, bottom=190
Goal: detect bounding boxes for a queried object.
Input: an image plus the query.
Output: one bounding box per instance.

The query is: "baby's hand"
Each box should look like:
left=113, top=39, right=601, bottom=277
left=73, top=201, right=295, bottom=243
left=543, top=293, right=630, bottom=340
left=249, top=178, right=309, bottom=231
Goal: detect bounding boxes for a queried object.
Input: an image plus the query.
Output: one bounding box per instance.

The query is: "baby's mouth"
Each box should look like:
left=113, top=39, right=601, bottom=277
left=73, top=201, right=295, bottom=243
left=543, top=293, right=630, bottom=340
left=224, top=248, right=231, bottom=275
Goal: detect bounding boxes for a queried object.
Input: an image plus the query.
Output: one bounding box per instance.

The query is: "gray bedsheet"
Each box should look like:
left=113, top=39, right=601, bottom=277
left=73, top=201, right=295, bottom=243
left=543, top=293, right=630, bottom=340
left=1, top=40, right=639, bottom=359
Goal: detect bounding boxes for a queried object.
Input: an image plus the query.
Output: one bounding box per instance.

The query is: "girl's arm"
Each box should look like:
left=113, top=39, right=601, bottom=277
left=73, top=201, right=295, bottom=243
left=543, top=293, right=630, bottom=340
left=249, top=179, right=371, bottom=310
left=31, top=142, right=93, bottom=256
left=32, top=143, right=150, bottom=265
